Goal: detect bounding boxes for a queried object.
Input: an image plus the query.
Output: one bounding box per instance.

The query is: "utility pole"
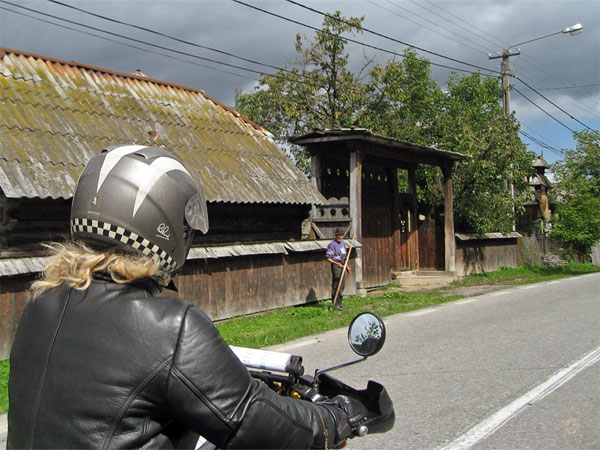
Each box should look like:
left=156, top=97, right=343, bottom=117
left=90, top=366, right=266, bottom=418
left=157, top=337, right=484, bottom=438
left=489, top=49, right=519, bottom=226
left=489, top=49, right=520, bottom=117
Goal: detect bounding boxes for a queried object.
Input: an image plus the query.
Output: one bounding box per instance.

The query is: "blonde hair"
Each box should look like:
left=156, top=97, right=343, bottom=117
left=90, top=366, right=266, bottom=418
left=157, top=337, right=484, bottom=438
left=31, top=241, right=170, bottom=298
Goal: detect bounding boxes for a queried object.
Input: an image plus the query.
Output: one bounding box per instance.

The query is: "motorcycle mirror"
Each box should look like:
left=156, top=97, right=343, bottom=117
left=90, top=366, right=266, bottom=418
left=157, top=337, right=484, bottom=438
left=348, top=312, right=386, bottom=357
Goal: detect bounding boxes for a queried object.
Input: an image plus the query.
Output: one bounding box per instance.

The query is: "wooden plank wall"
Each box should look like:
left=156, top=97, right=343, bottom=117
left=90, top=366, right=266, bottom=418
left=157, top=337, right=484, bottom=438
left=455, top=238, right=518, bottom=277
left=0, top=251, right=355, bottom=359
left=0, top=275, right=32, bottom=360
left=177, top=251, right=356, bottom=321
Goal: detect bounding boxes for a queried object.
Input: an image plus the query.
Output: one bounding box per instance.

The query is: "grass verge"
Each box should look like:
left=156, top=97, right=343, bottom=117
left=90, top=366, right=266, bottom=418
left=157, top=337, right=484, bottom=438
left=1, top=263, right=598, bottom=414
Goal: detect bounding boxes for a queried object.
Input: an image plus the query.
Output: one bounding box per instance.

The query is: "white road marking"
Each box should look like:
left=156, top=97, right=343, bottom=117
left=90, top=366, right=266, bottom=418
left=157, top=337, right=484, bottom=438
left=454, top=299, right=477, bottom=305
left=439, top=345, right=600, bottom=450
left=408, top=309, right=437, bottom=316
left=489, top=291, right=508, bottom=296
left=271, top=338, right=320, bottom=352
left=520, top=285, right=536, bottom=289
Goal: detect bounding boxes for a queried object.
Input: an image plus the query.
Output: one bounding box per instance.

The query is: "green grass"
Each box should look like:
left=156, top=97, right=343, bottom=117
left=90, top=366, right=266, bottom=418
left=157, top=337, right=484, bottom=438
left=0, top=359, right=8, bottom=414
left=449, top=263, right=600, bottom=287
left=216, top=290, right=464, bottom=348
left=1, top=263, right=598, bottom=414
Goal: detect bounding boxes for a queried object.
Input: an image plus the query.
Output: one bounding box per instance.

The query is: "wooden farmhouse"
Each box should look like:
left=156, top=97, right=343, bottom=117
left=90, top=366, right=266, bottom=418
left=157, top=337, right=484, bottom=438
left=0, top=47, right=344, bottom=358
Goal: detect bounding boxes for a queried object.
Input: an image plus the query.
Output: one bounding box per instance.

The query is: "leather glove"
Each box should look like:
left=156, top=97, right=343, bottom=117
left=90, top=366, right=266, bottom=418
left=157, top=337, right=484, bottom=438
left=318, top=395, right=369, bottom=448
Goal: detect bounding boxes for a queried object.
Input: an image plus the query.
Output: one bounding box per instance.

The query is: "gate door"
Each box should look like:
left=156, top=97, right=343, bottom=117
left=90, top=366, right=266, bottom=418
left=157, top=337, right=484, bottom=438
left=362, top=163, right=394, bottom=287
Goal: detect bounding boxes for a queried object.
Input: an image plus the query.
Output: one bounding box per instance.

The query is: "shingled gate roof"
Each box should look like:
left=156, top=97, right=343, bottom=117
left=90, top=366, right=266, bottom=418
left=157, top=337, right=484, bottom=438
left=0, top=47, right=325, bottom=205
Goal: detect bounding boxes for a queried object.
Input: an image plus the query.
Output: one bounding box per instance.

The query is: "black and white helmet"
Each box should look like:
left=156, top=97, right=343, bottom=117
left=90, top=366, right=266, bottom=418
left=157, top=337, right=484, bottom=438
left=71, top=145, right=209, bottom=275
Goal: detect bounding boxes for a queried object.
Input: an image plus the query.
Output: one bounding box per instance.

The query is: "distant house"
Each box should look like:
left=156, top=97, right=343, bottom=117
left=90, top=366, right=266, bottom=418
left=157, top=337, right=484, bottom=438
left=0, top=47, right=338, bottom=358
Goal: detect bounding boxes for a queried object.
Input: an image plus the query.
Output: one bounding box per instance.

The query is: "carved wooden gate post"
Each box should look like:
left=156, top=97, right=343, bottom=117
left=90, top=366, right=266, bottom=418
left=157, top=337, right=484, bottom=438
left=349, top=149, right=364, bottom=295
left=442, top=161, right=456, bottom=272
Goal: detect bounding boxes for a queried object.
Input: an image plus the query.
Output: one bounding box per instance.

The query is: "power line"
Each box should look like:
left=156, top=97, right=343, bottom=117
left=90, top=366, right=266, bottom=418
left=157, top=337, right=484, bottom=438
left=46, top=0, right=285, bottom=73
left=423, top=0, right=594, bottom=106
left=519, top=84, right=599, bottom=118
left=0, top=0, right=270, bottom=77
left=283, top=0, right=500, bottom=74
left=6, top=0, right=589, bottom=151
left=515, top=76, right=598, bottom=133
left=233, top=0, right=499, bottom=77
left=41, top=0, right=457, bottom=101
left=518, top=129, right=562, bottom=155
left=370, top=0, right=489, bottom=55
left=0, top=1, right=396, bottom=105
left=286, top=0, right=596, bottom=128
left=524, top=83, right=600, bottom=91
left=0, top=5, right=259, bottom=82
left=512, top=86, right=576, bottom=133
left=388, top=0, right=596, bottom=122
left=424, top=0, right=510, bottom=49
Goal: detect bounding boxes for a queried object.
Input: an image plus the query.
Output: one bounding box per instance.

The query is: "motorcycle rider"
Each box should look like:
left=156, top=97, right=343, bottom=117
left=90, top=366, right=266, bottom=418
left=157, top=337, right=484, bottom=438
left=8, top=145, right=365, bottom=449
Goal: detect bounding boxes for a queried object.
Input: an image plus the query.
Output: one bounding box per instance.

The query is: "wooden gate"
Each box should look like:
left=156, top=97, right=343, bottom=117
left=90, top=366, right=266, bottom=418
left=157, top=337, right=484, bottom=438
left=418, top=206, right=444, bottom=269
left=396, top=201, right=411, bottom=271
left=362, top=162, right=395, bottom=287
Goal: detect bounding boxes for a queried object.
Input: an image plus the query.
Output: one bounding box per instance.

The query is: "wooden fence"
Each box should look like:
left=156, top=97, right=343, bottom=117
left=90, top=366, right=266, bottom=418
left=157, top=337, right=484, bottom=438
left=455, top=233, right=521, bottom=277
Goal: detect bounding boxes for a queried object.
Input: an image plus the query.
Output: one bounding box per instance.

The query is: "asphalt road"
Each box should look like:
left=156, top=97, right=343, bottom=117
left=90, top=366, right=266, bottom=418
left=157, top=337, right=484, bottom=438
left=268, top=272, right=600, bottom=449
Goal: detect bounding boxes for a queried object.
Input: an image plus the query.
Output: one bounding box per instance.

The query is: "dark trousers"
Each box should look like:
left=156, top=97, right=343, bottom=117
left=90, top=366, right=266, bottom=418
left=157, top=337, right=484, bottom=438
left=331, top=264, right=345, bottom=303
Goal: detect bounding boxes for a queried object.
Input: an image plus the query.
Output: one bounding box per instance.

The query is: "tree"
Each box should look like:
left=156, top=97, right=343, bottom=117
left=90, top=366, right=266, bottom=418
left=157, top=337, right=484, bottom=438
left=433, top=73, right=534, bottom=233
left=235, top=12, right=369, bottom=173
left=364, top=48, right=443, bottom=146
left=550, top=130, right=600, bottom=259
left=236, top=12, right=533, bottom=234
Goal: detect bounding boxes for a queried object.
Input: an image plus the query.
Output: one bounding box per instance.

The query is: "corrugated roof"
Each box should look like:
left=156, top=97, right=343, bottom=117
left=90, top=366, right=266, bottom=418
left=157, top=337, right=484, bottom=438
left=0, top=47, right=326, bottom=205
left=0, top=256, right=50, bottom=276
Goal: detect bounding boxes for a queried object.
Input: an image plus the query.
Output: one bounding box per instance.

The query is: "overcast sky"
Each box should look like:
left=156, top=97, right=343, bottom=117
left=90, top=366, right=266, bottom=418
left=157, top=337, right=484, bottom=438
left=1, top=0, right=598, bottom=164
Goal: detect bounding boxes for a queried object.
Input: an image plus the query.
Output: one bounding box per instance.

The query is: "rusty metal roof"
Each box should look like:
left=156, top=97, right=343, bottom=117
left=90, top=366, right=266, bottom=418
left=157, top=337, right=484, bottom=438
left=0, top=47, right=326, bottom=205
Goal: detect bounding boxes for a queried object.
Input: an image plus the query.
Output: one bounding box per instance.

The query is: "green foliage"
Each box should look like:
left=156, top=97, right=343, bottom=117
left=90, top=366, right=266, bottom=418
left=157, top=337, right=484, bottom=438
left=363, top=48, right=443, bottom=146
left=436, top=73, right=534, bottom=233
left=550, top=130, right=600, bottom=259
left=451, top=264, right=599, bottom=286
left=551, top=193, right=600, bottom=259
left=551, top=130, right=600, bottom=200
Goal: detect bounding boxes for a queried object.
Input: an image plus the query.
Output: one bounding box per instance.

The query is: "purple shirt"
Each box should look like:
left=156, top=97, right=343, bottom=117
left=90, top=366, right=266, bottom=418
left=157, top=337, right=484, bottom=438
left=326, top=239, right=347, bottom=263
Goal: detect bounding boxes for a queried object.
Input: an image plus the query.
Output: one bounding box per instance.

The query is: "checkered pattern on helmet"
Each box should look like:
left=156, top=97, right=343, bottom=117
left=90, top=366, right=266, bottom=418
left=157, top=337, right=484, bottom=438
left=71, top=218, right=177, bottom=273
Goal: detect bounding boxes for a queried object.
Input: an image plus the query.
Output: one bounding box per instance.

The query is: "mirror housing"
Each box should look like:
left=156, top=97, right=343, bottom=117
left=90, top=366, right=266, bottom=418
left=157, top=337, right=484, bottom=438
left=348, top=312, right=386, bottom=357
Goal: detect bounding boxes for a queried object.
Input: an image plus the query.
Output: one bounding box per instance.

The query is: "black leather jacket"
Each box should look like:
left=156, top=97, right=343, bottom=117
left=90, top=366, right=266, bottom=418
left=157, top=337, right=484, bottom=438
left=8, top=275, right=338, bottom=449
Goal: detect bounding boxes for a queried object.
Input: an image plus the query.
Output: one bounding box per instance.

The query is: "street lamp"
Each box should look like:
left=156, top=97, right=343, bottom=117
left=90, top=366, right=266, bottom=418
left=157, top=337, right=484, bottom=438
left=489, top=23, right=583, bottom=117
